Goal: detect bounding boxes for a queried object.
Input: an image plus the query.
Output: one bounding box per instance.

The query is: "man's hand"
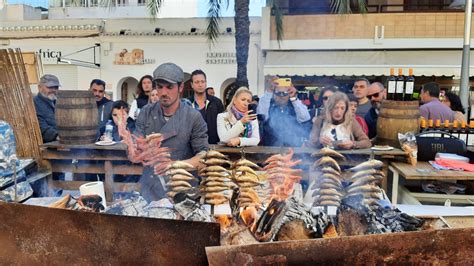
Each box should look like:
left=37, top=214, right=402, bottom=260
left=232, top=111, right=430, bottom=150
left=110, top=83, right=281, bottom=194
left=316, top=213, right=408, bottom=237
left=265, top=76, right=278, bottom=93
left=320, top=136, right=333, bottom=146
left=336, top=140, right=354, bottom=150
left=227, top=137, right=241, bottom=147
left=289, top=86, right=297, bottom=98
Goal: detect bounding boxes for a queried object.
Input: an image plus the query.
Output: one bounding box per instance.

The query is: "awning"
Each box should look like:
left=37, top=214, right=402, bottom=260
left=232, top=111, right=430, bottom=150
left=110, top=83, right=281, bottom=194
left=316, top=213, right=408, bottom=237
left=264, top=50, right=474, bottom=77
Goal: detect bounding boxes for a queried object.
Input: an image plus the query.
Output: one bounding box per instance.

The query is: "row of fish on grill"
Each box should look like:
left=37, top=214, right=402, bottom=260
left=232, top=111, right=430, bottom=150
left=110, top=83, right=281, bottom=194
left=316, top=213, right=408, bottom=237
left=311, top=147, right=385, bottom=210
left=156, top=148, right=306, bottom=208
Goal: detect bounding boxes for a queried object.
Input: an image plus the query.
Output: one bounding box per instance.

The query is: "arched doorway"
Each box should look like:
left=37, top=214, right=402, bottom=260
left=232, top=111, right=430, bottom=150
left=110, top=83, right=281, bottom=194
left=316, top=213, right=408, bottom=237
left=220, top=78, right=237, bottom=107
left=117, top=76, right=139, bottom=103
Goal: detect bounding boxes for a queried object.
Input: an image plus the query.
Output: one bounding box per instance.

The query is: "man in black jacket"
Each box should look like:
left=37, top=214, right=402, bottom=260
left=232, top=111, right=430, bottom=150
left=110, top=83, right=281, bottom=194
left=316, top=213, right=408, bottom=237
left=90, top=79, right=113, bottom=138
left=187, top=69, right=224, bottom=144
left=33, top=74, right=61, bottom=143
left=364, top=82, right=386, bottom=140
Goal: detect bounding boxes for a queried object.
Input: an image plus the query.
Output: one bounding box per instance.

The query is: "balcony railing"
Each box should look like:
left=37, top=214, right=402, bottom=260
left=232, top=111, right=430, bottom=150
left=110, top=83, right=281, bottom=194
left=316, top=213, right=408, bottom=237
left=272, top=3, right=465, bottom=16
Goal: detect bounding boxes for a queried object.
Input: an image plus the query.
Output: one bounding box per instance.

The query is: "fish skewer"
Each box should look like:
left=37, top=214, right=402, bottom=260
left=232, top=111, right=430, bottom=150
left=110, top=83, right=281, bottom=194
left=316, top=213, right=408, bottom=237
left=233, top=157, right=263, bottom=208
left=348, top=160, right=384, bottom=172
left=312, top=147, right=346, bottom=160
left=201, top=150, right=233, bottom=207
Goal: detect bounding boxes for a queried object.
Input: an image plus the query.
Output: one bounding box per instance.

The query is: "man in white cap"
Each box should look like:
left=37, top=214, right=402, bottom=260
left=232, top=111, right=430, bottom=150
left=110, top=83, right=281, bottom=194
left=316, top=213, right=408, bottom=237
left=33, top=74, right=61, bottom=143
left=135, top=62, right=209, bottom=201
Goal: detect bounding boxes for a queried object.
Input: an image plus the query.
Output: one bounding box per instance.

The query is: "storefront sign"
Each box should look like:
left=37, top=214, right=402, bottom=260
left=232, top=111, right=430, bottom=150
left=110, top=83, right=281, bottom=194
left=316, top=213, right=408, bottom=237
left=206, top=52, right=236, bottom=65
left=38, top=49, right=62, bottom=64
left=113, top=48, right=155, bottom=65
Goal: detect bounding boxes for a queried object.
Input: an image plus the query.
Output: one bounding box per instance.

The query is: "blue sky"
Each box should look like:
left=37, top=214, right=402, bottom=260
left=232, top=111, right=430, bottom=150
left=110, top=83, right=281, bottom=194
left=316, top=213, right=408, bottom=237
left=7, top=0, right=266, bottom=16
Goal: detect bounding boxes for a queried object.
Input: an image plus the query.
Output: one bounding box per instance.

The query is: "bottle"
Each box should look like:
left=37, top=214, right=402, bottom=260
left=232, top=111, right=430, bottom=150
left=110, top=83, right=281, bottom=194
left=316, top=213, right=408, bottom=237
left=404, top=68, right=415, bottom=101
left=105, top=120, right=114, bottom=141
left=435, top=119, right=441, bottom=128
left=420, top=118, right=427, bottom=128
left=387, top=68, right=396, bottom=100
left=428, top=119, right=434, bottom=128
left=395, top=68, right=405, bottom=101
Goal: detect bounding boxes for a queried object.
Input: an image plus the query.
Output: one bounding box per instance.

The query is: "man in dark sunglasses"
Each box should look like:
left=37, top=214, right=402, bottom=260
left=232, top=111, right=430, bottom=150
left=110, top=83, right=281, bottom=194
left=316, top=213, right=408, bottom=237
left=364, top=82, right=386, bottom=139
left=259, top=78, right=311, bottom=147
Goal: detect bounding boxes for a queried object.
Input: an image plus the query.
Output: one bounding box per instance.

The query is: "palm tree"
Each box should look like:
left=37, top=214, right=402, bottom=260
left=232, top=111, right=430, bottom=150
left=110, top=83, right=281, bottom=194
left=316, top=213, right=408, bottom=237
left=205, top=0, right=251, bottom=89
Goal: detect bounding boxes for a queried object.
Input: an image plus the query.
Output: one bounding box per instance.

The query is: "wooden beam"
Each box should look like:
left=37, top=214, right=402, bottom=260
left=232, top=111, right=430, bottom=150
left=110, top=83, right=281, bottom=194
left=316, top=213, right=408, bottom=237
left=42, top=149, right=129, bottom=161
left=51, top=163, right=105, bottom=174
left=113, top=165, right=143, bottom=175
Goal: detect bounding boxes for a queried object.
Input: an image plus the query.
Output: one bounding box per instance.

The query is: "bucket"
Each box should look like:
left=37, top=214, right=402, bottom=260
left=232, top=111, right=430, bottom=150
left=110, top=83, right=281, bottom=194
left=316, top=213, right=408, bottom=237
left=376, top=100, right=420, bottom=148
left=79, top=181, right=107, bottom=208
left=55, top=90, right=98, bottom=144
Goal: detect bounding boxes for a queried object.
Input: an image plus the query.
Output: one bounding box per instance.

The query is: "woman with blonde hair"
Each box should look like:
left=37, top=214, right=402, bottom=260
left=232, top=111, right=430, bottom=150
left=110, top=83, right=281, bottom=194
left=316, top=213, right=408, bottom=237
left=309, top=91, right=370, bottom=150
left=217, top=87, right=260, bottom=146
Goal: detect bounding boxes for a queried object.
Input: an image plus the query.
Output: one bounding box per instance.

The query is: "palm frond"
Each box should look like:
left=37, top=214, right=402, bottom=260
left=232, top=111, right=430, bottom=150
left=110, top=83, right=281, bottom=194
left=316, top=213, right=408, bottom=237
left=206, top=0, right=229, bottom=46
left=331, top=0, right=367, bottom=14
left=99, top=0, right=116, bottom=11
left=356, top=0, right=368, bottom=13
left=146, top=0, right=164, bottom=19
left=269, top=0, right=284, bottom=44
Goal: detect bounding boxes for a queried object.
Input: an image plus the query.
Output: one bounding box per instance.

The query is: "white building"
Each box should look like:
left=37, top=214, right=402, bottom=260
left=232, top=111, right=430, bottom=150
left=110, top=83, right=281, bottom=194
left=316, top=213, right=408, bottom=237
left=1, top=4, right=263, bottom=104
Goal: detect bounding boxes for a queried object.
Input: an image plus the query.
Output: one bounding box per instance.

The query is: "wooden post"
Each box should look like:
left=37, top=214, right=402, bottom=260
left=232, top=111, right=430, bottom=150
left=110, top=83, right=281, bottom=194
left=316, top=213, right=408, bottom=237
left=104, top=161, right=114, bottom=202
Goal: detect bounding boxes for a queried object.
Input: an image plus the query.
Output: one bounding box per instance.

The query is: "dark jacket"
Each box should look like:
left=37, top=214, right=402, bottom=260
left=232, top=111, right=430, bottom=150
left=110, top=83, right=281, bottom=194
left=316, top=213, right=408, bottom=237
left=188, top=94, right=224, bottom=144
left=136, top=94, right=149, bottom=109
left=33, top=93, right=58, bottom=143
left=96, top=97, right=114, bottom=138
left=262, top=100, right=312, bottom=147
left=364, top=107, right=378, bottom=139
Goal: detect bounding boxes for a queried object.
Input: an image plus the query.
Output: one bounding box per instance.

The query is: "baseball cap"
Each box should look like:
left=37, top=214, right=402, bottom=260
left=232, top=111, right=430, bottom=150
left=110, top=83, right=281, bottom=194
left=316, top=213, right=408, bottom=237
left=40, top=74, right=61, bottom=88
left=152, top=63, right=184, bottom=84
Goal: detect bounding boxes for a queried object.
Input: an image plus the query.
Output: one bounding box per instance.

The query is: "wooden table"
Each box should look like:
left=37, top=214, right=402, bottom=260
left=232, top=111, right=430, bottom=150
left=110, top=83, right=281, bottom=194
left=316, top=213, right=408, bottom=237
left=41, top=142, right=408, bottom=201
left=41, top=141, right=142, bottom=202
left=388, top=161, right=474, bottom=205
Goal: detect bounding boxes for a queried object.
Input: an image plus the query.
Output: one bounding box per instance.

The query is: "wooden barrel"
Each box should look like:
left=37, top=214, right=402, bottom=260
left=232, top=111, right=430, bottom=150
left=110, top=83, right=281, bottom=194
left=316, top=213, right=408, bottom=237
left=55, top=90, right=98, bottom=144
left=376, top=100, right=420, bottom=148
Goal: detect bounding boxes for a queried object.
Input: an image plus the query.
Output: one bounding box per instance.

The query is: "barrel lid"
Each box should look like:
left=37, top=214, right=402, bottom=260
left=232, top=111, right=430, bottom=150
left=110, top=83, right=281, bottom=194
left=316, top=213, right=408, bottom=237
left=57, top=90, right=95, bottom=98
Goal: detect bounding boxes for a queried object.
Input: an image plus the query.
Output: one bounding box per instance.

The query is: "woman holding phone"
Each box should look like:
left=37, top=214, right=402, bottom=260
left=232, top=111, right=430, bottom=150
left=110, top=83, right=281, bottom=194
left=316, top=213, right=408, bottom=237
left=217, top=87, right=260, bottom=146
left=309, top=92, right=370, bottom=150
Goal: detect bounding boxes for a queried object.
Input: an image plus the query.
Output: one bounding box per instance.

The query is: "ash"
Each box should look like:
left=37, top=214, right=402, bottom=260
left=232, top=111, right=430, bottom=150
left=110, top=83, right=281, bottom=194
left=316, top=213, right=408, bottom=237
left=173, top=196, right=214, bottom=222
left=339, top=195, right=424, bottom=234
left=105, top=192, right=213, bottom=222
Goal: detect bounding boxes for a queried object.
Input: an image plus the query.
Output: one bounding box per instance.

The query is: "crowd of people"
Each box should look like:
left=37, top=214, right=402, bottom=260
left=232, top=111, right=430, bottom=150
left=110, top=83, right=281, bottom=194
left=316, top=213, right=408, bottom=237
left=34, top=63, right=468, bottom=150
left=32, top=62, right=468, bottom=201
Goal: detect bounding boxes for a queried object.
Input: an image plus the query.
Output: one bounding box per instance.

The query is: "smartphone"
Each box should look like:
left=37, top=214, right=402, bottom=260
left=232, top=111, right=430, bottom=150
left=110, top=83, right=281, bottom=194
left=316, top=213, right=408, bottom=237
left=248, top=103, right=258, bottom=116
left=275, top=78, right=292, bottom=87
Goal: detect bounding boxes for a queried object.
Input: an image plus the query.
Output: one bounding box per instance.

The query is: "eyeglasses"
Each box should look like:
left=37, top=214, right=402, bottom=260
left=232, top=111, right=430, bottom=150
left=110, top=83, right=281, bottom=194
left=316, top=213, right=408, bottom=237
left=274, top=91, right=289, bottom=97
left=367, top=92, right=381, bottom=99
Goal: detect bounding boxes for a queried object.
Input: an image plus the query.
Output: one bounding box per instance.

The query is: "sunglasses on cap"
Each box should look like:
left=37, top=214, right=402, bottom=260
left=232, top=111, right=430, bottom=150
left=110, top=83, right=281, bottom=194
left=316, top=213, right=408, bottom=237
left=367, top=92, right=381, bottom=99
left=274, top=91, right=289, bottom=97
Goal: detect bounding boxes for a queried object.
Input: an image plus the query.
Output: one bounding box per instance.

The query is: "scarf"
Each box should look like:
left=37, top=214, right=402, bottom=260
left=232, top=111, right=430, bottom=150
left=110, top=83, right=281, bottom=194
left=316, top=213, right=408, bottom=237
left=231, top=106, right=252, bottom=138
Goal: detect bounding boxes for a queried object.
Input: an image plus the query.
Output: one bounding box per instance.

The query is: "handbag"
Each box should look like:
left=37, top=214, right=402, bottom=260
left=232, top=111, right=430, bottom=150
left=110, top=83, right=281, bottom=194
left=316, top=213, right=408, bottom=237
left=416, top=130, right=467, bottom=161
